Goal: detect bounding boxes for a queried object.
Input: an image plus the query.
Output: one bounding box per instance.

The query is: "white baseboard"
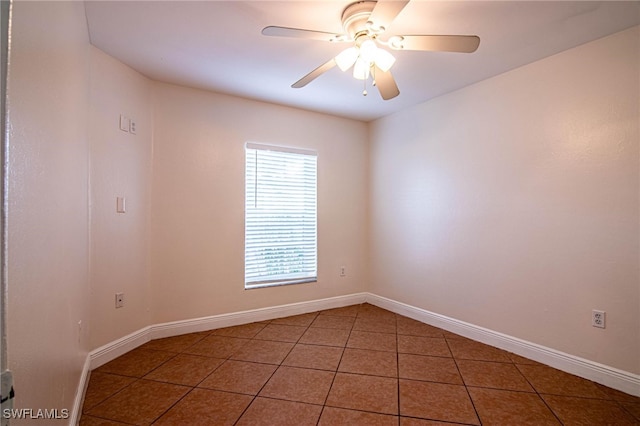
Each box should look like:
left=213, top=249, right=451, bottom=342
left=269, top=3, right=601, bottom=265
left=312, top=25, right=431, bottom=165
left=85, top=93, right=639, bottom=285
left=88, top=292, right=367, bottom=370
left=76, top=289, right=638, bottom=424
left=365, top=293, right=640, bottom=397
left=89, top=326, right=152, bottom=370
left=69, top=355, right=91, bottom=426
left=149, top=292, right=367, bottom=340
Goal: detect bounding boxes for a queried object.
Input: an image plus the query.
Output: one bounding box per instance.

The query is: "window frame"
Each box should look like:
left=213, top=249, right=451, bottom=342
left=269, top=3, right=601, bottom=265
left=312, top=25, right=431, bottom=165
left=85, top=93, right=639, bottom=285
left=244, top=142, right=318, bottom=289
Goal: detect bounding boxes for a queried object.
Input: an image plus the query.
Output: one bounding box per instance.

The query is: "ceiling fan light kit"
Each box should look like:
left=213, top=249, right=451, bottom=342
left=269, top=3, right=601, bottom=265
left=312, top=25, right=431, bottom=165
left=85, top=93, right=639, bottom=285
left=262, top=0, right=480, bottom=101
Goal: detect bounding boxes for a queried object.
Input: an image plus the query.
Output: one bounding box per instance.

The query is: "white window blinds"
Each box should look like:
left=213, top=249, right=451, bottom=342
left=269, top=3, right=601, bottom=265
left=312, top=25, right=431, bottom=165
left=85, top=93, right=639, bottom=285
left=245, top=143, right=317, bottom=288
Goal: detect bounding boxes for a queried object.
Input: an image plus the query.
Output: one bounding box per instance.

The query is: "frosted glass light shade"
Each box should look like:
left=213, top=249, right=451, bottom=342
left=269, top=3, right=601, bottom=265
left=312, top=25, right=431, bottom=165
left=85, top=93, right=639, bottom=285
left=353, top=58, right=370, bottom=80
left=359, top=39, right=377, bottom=63
left=335, top=47, right=358, bottom=71
left=374, top=48, right=396, bottom=72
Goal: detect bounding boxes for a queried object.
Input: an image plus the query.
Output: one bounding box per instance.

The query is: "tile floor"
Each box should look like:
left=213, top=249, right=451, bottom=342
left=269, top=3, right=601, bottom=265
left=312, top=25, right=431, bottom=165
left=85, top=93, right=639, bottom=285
left=80, top=303, right=640, bottom=425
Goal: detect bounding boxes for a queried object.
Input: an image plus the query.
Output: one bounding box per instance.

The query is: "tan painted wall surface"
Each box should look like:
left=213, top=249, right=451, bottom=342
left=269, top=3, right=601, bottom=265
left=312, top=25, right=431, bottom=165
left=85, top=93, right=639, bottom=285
left=150, top=83, right=369, bottom=324
left=7, top=1, right=91, bottom=418
left=7, top=3, right=638, bottom=415
left=369, top=27, right=639, bottom=373
left=88, top=47, right=154, bottom=350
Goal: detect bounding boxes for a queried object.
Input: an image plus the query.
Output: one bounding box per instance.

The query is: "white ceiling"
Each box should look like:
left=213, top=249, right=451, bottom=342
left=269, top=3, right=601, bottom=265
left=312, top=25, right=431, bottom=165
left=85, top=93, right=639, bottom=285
left=85, top=1, right=640, bottom=122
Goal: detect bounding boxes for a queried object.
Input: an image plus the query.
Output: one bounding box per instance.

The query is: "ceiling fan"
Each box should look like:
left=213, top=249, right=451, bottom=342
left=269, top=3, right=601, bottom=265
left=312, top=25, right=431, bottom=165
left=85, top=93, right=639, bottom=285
left=262, top=0, right=480, bottom=100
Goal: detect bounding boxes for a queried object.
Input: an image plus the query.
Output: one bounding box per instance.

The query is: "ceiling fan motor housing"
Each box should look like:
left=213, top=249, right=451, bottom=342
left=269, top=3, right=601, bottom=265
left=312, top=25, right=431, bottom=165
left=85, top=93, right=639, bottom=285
left=341, top=1, right=377, bottom=39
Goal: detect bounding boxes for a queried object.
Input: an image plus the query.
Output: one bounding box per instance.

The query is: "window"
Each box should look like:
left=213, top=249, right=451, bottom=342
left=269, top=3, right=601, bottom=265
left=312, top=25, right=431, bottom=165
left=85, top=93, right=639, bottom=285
left=244, top=143, right=317, bottom=289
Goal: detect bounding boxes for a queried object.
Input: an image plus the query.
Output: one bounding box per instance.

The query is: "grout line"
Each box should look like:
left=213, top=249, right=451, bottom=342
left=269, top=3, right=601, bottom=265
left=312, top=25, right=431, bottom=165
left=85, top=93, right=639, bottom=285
left=447, top=338, right=483, bottom=425
left=513, top=363, right=565, bottom=424
left=80, top=374, right=139, bottom=415
left=316, top=303, right=363, bottom=425
left=232, top=309, right=321, bottom=425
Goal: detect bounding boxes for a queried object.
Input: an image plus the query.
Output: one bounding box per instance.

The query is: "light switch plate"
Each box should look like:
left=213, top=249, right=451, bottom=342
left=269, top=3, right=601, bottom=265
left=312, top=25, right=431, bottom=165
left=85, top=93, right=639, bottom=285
left=119, top=115, right=129, bottom=132
left=116, top=197, right=126, bottom=213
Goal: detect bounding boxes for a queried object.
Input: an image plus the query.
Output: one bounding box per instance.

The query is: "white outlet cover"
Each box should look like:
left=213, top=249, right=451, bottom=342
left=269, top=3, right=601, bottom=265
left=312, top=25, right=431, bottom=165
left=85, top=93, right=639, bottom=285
left=592, top=310, right=606, bottom=328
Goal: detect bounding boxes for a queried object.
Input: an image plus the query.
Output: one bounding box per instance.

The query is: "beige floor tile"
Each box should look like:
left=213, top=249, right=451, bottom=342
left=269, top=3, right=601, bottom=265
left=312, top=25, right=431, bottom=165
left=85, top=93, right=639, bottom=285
left=542, top=394, right=637, bottom=425
left=211, top=322, right=266, bottom=338
left=198, top=359, right=277, bottom=395
left=143, top=353, right=224, bottom=386
left=358, top=304, right=396, bottom=319
left=338, top=348, right=398, bottom=377
left=468, top=387, right=560, bottom=425
left=298, top=327, right=350, bottom=347
left=140, top=332, right=206, bottom=353
left=595, top=383, right=640, bottom=403
left=254, top=323, right=307, bottom=342
left=319, top=305, right=361, bottom=317
left=94, top=348, right=175, bottom=378
left=397, top=335, right=451, bottom=357
left=183, top=335, right=249, bottom=358
left=508, top=352, right=542, bottom=365
left=400, top=417, right=461, bottom=426
left=457, top=359, right=534, bottom=392
left=271, top=312, right=318, bottom=326
left=347, top=330, right=397, bottom=352
left=282, top=343, right=344, bottom=371
left=620, top=401, right=640, bottom=421
left=259, top=366, right=335, bottom=404
left=310, top=315, right=356, bottom=330
left=82, top=372, right=136, bottom=413
left=319, top=407, right=398, bottom=425
left=446, top=338, right=512, bottom=362
left=326, top=372, right=398, bottom=415
left=154, top=388, right=252, bottom=425
left=79, top=415, right=130, bottom=425
left=236, top=397, right=322, bottom=426
left=396, top=317, right=445, bottom=337
left=399, top=379, right=479, bottom=425
left=517, top=364, right=609, bottom=399
left=352, top=317, right=397, bottom=333
left=85, top=379, right=190, bottom=425
left=230, top=339, right=295, bottom=364
left=398, top=353, right=462, bottom=384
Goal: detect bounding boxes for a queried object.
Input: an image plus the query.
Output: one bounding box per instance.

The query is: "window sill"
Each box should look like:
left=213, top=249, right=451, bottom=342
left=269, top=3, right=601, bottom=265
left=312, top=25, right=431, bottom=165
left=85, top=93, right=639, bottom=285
left=245, top=277, right=317, bottom=290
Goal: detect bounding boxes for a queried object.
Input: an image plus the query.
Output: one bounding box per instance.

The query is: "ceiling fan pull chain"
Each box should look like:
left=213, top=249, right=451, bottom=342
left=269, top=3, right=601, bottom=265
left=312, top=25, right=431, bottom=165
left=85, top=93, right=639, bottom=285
left=372, top=65, right=377, bottom=86
left=363, top=76, right=368, bottom=96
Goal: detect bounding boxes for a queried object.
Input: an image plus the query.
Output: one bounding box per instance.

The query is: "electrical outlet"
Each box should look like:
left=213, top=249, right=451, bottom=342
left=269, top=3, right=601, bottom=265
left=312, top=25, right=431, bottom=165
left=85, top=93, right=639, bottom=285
left=340, top=266, right=346, bottom=277
left=115, top=293, right=124, bottom=309
left=592, top=310, right=605, bottom=328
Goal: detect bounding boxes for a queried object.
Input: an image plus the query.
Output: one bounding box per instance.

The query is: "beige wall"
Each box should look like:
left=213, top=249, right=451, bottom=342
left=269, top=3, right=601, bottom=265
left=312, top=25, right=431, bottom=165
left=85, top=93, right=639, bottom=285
left=7, top=1, right=91, bottom=419
left=150, top=83, right=370, bottom=324
left=88, top=47, right=154, bottom=349
left=6, top=3, right=638, bottom=416
left=369, top=26, right=639, bottom=374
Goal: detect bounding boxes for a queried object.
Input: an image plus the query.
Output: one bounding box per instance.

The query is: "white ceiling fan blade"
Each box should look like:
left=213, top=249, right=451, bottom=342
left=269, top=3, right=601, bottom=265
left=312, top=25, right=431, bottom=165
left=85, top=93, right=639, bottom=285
left=374, top=67, right=400, bottom=100
left=369, top=0, right=410, bottom=31
left=389, top=35, right=480, bottom=53
left=262, top=26, right=342, bottom=42
left=292, top=59, right=337, bottom=88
